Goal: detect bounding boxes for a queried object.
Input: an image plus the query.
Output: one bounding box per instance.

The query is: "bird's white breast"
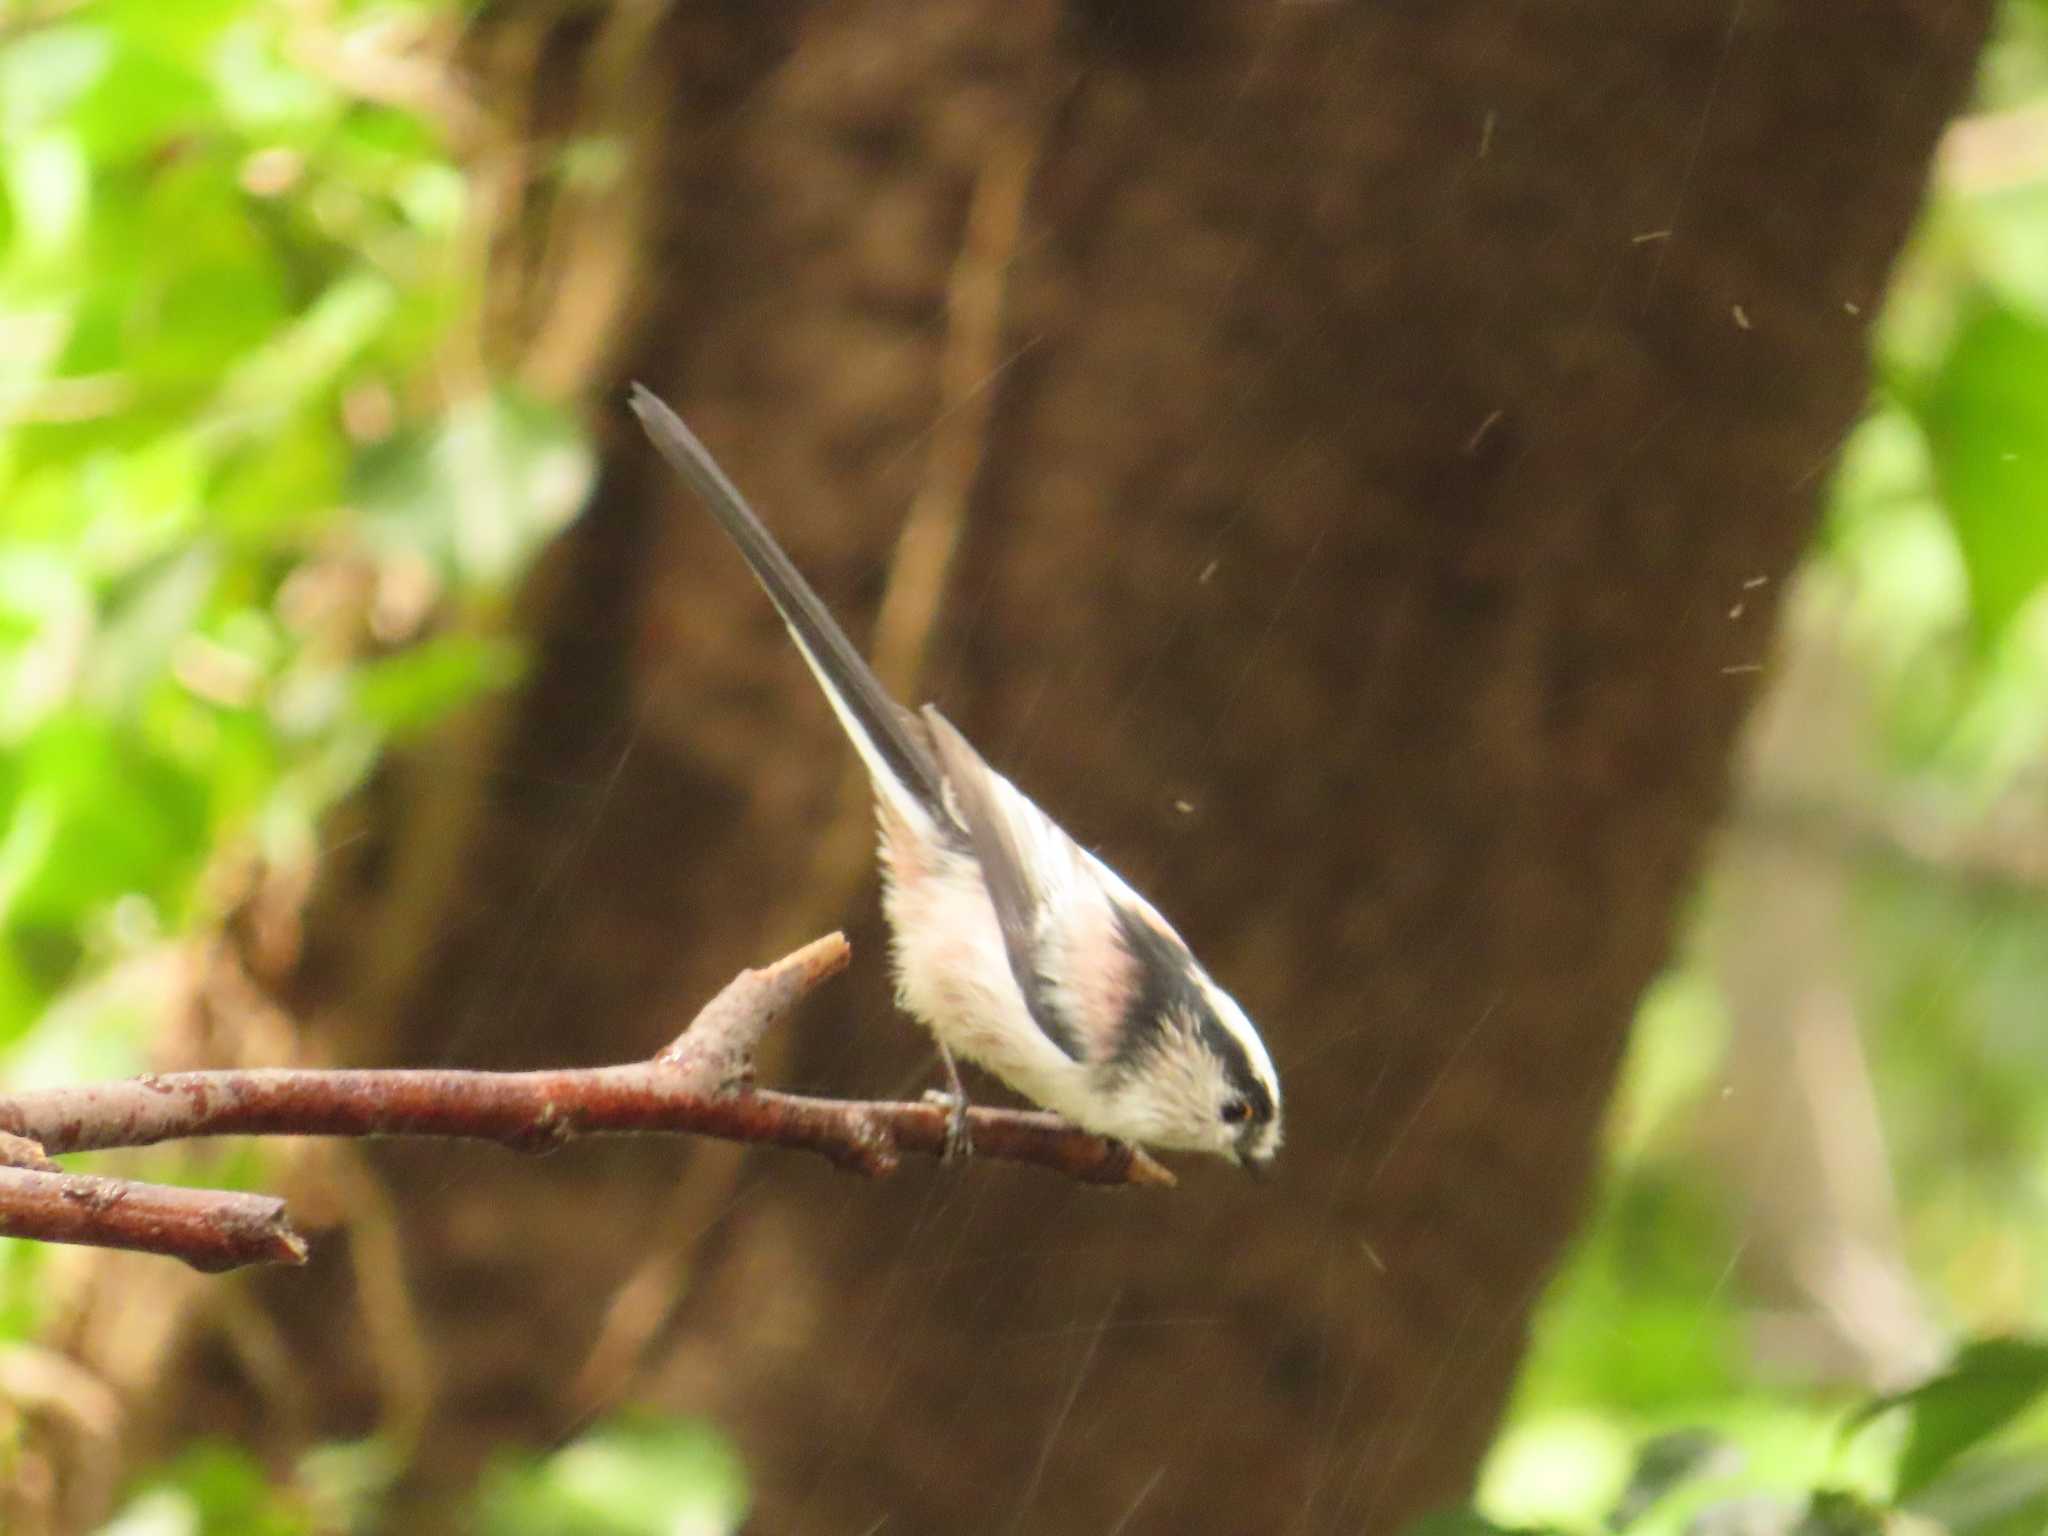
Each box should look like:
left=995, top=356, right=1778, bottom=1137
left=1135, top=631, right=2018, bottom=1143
left=875, top=808, right=1100, bottom=1126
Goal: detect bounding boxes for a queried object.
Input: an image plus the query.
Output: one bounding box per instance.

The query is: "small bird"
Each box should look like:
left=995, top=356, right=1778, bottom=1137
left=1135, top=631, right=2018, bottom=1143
left=629, top=385, right=1282, bottom=1173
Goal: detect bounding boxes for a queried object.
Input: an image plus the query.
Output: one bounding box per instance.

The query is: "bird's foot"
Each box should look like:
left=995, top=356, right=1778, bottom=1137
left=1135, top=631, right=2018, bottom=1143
left=928, top=1042, right=975, bottom=1161
left=920, top=1088, right=975, bottom=1160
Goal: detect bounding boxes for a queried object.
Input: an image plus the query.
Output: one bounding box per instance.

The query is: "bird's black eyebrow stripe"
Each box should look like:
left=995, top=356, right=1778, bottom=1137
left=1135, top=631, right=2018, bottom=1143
left=1109, top=903, right=1202, bottom=1067
left=1198, top=1013, right=1274, bottom=1124
left=1109, top=905, right=1272, bottom=1122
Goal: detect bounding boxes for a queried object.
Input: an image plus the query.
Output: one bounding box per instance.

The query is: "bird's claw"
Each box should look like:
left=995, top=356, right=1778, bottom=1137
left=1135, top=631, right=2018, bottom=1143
left=921, top=1088, right=975, bottom=1161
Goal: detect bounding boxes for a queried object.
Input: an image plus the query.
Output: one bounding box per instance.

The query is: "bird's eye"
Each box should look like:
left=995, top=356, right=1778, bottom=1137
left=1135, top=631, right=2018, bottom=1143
left=1220, top=1097, right=1253, bottom=1126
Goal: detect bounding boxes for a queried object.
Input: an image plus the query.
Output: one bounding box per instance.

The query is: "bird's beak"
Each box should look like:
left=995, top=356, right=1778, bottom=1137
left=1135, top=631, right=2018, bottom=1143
left=1238, top=1148, right=1274, bottom=1181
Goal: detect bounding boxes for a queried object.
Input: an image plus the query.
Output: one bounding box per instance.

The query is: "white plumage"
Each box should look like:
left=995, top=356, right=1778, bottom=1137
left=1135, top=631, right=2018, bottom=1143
left=631, top=385, right=1282, bottom=1171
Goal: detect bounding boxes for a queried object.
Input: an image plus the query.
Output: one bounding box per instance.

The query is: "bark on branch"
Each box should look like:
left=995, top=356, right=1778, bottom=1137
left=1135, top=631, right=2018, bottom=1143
left=0, top=934, right=1172, bottom=1271
left=0, top=1166, right=307, bottom=1272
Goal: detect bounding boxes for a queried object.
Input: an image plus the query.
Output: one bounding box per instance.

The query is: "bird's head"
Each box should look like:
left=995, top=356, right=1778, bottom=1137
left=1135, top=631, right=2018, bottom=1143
left=1102, top=903, right=1283, bottom=1173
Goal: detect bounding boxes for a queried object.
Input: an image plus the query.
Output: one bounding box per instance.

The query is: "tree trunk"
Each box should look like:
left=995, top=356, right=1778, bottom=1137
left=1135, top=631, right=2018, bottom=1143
left=136, top=2, right=1992, bottom=1534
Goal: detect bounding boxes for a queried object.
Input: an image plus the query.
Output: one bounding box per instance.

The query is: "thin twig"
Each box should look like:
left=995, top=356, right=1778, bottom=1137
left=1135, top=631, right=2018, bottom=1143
left=0, top=1167, right=306, bottom=1273
left=0, top=1131, right=57, bottom=1171
left=0, top=1072, right=1173, bottom=1186
left=0, top=934, right=1172, bottom=1271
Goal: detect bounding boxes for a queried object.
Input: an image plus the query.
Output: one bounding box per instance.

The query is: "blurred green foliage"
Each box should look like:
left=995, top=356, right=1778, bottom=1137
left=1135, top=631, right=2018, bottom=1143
left=473, top=1417, right=749, bottom=1536
left=94, top=1441, right=391, bottom=1536
left=0, top=0, right=593, bottom=1051
left=1428, top=1342, right=2048, bottom=1534
left=1457, top=7, right=2048, bottom=1532
left=94, top=1421, right=748, bottom=1536
left=0, top=32, right=588, bottom=1000
left=0, top=0, right=592, bottom=1507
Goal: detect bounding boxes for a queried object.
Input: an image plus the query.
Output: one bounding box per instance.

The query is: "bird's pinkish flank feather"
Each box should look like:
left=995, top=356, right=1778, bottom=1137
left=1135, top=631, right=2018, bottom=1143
left=1063, top=902, right=1142, bottom=1061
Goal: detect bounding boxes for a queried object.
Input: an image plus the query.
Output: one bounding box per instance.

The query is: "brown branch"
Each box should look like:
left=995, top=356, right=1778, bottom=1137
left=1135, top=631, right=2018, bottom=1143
left=0, top=1130, right=57, bottom=1171
left=0, top=1167, right=306, bottom=1273
left=0, top=1072, right=1174, bottom=1186
left=0, top=933, right=1172, bottom=1271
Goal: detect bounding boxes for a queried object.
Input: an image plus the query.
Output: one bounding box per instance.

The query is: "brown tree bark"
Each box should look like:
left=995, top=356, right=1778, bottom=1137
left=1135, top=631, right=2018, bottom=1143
left=103, top=2, right=1992, bottom=1534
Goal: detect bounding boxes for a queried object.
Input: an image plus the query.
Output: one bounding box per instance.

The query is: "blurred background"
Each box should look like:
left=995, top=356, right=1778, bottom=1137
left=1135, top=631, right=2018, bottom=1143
left=2, top=1, right=2047, bottom=1533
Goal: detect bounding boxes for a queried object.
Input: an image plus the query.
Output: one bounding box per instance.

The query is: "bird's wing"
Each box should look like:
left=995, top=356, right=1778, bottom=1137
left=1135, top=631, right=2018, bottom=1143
left=920, top=705, right=1088, bottom=1062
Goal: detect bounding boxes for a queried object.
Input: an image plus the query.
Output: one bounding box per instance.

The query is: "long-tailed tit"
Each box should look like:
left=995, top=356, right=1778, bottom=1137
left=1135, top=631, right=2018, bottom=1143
left=629, top=385, right=1282, bottom=1173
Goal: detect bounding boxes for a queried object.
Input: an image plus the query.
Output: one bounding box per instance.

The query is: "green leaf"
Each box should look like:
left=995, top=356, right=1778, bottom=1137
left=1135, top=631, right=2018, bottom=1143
left=0, top=939, right=50, bottom=1050
left=1607, top=1429, right=1742, bottom=1530
left=208, top=14, right=335, bottom=130
left=68, top=35, right=213, bottom=163
left=209, top=416, right=343, bottom=540
left=1908, top=1448, right=2048, bottom=1536
left=99, top=1443, right=313, bottom=1536
left=1681, top=1495, right=1800, bottom=1536
left=0, top=547, right=91, bottom=737
left=94, top=1487, right=204, bottom=1536
left=5, top=130, right=91, bottom=263
left=473, top=1417, right=748, bottom=1536
left=349, top=634, right=523, bottom=738
left=294, top=1438, right=401, bottom=1531
left=0, top=1236, right=47, bottom=1341
left=391, top=160, right=466, bottom=236
left=0, top=25, right=114, bottom=141
left=1956, top=180, right=2048, bottom=323
left=1849, top=1337, right=2048, bottom=1498
left=85, top=544, right=219, bottom=713
left=0, top=304, right=73, bottom=419
left=352, top=386, right=591, bottom=594
left=88, top=433, right=209, bottom=549
left=208, top=271, right=390, bottom=433
left=5, top=946, right=156, bottom=1091
left=0, top=714, right=210, bottom=934
left=1914, top=298, right=2048, bottom=641
left=1790, top=1490, right=1888, bottom=1536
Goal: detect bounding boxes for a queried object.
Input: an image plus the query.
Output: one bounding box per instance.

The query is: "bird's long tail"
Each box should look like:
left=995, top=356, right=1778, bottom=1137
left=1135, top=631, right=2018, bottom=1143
left=629, top=384, right=950, bottom=825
